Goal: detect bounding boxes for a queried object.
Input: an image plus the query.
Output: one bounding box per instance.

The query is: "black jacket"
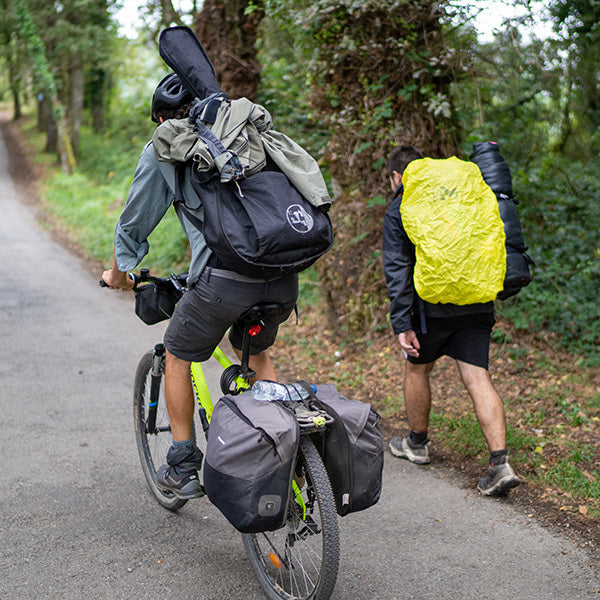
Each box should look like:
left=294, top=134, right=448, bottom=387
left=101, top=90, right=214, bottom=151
left=382, top=185, right=493, bottom=335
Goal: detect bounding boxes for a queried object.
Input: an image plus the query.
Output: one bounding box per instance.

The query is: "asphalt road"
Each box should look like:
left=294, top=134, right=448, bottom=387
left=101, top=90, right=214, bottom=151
left=1, top=131, right=599, bottom=600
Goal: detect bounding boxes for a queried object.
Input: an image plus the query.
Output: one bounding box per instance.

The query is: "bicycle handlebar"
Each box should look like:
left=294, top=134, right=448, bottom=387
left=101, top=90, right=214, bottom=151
left=99, top=269, right=188, bottom=292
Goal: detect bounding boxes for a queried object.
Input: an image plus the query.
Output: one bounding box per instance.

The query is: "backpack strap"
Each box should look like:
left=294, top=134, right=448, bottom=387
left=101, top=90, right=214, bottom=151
left=173, top=163, right=205, bottom=232
left=189, top=97, right=243, bottom=182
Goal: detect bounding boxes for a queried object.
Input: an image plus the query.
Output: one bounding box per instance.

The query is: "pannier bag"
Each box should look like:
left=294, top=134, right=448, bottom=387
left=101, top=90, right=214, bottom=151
left=203, top=390, right=299, bottom=533
left=133, top=281, right=182, bottom=325
left=470, top=141, right=534, bottom=299
left=306, top=383, right=384, bottom=516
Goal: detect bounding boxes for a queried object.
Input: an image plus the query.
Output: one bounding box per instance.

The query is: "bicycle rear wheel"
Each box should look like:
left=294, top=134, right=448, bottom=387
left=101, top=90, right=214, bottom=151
left=242, top=436, right=340, bottom=600
left=133, top=350, right=194, bottom=511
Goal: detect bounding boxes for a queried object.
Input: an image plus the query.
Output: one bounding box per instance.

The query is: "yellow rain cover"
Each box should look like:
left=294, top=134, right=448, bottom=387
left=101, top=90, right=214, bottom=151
left=401, top=157, right=506, bottom=305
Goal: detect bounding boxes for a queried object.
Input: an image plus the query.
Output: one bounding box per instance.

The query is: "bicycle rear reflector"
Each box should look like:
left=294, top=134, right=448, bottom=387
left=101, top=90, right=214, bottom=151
left=248, top=325, right=262, bottom=337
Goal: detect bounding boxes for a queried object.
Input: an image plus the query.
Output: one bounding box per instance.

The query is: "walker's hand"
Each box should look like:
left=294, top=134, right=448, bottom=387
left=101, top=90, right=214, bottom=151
left=399, top=330, right=420, bottom=358
left=100, top=269, right=134, bottom=291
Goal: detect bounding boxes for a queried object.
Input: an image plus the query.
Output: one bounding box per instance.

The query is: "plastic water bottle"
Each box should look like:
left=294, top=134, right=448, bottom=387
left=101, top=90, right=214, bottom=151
left=252, top=381, right=316, bottom=402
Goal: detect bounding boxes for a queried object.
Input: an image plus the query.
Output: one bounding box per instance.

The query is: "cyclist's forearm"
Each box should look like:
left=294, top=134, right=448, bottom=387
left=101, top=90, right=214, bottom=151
left=102, top=247, right=134, bottom=290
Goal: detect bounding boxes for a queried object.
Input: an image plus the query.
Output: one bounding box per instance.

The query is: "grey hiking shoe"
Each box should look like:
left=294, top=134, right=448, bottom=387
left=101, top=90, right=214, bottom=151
left=155, top=444, right=204, bottom=500
left=389, top=435, right=431, bottom=465
left=477, top=456, right=520, bottom=496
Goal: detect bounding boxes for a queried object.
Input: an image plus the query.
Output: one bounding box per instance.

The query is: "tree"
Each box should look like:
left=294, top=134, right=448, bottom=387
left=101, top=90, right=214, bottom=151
left=13, top=0, right=76, bottom=173
left=0, top=0, right=25, bottom=120
left=549, top=0, right=600, bottom=156
left=275, top=0, right=464, bottom=334
left=193, top=0, right=265, bottom=100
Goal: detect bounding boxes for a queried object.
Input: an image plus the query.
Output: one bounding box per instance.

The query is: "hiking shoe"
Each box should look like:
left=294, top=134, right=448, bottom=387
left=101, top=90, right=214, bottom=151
left=155, top=464, right=204, bottom=499
left=389, top=435, right=431, bottom=465
left=155, top=444, right=204, bottom=500
left=477, top=456, right=520, bottom=496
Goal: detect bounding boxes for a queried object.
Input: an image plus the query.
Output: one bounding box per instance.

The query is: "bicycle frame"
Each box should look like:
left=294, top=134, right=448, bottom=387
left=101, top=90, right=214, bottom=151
left=190, top=346, right=249, bottom=422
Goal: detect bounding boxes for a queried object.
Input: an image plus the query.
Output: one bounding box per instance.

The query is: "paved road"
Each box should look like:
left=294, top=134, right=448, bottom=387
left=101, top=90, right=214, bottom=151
left=1, top=130, right=599, bottom=600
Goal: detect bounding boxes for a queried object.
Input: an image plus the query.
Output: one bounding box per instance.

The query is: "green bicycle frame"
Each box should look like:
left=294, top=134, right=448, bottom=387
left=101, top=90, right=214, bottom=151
left=189, top=346, right=249, bottom=421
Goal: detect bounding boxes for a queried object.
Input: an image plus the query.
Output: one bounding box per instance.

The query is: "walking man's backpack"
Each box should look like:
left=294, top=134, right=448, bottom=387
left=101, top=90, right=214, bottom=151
left=470, top=142, right=533, bottom=299
left=156, top=26, right=334, bottom=280
left=401, top=145, right=532, bottom=304
left=401, top=157, right=508, bottom=304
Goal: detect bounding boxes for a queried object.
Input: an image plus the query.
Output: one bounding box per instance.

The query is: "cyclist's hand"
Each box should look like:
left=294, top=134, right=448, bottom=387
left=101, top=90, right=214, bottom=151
left=398, top=330, right=420, bottom=358
left=101, top=268, right=134, bottom=291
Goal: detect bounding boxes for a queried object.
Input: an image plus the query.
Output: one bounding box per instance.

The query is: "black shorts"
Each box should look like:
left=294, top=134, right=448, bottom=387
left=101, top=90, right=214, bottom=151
left=164, top=268, right=298, bottom=362
left=407, top=312, right=495, bottom=369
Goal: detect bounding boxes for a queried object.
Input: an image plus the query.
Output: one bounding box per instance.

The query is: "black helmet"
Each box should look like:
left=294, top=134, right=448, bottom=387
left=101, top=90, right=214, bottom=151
left=151, top=73, right=194, bottom=123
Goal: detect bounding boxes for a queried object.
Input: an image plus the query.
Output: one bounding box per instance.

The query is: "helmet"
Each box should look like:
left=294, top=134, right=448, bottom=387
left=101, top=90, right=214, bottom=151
left=151, top=73, right=194, bottom=123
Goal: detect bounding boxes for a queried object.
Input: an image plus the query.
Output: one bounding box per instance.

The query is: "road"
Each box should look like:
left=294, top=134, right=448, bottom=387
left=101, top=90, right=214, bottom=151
left=1, top=130, right=599, bottom=600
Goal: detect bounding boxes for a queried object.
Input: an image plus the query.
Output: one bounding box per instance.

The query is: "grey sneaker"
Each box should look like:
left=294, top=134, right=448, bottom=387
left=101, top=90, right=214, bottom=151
left=155, top=464, right=203, bottom=499
left=389, top=435, right=431, bottom=464
left=477, top=456, right=520, bottom=496
left=155, top=444, right=204, bottom=500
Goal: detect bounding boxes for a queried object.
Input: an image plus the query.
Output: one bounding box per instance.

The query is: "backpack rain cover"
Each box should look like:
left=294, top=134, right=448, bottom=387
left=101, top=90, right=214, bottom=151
left=401, top=157, right=506, bottom=305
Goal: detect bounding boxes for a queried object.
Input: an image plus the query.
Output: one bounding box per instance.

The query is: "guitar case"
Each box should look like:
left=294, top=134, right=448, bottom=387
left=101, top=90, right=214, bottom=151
left=158, top=26, right=225, bottom=99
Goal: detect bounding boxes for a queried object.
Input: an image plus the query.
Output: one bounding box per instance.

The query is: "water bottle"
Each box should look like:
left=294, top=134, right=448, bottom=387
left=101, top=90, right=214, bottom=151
left=251, top=381, right=286, bottom=402
left=252, top=381, right=317, bottom=402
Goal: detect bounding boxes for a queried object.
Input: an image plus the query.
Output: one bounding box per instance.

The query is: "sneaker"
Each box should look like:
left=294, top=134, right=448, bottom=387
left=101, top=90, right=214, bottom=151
left=155, top=464, right=204, bottom=499
left=477, top=456, right=520, bottom=496
left=155, top=444, right=204, bottom=500
left=389, top=435, right=431, bottom=464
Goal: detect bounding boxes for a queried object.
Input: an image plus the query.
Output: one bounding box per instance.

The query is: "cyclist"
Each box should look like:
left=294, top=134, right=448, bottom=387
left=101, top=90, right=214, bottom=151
left=102, top=73, right=298, bottom=499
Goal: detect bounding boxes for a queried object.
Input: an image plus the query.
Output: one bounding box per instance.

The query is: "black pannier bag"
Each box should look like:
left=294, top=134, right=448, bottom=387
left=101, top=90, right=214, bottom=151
left=470, top=141, right=534, bottom=299
left=133, top=281, right=182, bottom=325
left=203, top=390, right=299, bottom=533
left=305, top=383, right=384, bottom=516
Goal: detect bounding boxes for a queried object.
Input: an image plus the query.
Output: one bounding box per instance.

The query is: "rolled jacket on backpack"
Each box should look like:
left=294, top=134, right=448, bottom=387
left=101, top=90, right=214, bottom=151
left=152, top=97, right=332, bottom=208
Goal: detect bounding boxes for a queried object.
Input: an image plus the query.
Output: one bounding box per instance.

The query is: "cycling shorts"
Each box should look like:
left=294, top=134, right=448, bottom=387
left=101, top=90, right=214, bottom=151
left=407, top=312, right=495, bottom=369
left=164, top=267, right=298, bottom=362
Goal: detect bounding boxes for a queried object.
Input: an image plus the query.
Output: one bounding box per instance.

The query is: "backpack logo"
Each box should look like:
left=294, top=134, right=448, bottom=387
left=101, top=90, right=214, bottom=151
left=286, top=204, right=314, bottom=233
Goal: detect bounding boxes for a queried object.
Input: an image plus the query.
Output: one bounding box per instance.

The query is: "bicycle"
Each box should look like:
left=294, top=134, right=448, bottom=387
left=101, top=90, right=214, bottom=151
left=126, top=271, right=341, bottom=600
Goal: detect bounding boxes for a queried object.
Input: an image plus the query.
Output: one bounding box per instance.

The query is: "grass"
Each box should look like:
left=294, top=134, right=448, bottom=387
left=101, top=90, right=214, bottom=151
left=17, top=110, right=189, bottom=274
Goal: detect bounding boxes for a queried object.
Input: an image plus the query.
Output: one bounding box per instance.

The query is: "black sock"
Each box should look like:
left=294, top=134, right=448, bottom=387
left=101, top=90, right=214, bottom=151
left=489, top=449, right=508, bottom=465
left=410, top=430, right=428, bottom=446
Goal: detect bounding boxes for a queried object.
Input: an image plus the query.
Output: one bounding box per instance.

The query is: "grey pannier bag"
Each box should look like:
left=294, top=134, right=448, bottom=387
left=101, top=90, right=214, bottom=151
left=306, top=383, right=384, bottom=516
left=203, top=390, right=299, bottom=533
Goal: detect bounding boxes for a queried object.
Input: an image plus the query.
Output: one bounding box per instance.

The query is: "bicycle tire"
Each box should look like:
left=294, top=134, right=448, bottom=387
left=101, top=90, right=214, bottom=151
left=133, top=350, right=195, bottom=511
left=242, top=436, right=340, bottom=600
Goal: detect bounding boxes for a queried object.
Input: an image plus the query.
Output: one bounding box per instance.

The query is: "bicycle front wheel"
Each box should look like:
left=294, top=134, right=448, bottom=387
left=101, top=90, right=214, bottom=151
left=242, top=436, right=340, bottom=600
left=133, top=350, right=193, bottom=511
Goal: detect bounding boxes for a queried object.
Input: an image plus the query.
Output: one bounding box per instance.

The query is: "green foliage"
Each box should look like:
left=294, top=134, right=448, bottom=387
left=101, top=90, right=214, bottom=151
left=498, top=156, right=600, bottom=362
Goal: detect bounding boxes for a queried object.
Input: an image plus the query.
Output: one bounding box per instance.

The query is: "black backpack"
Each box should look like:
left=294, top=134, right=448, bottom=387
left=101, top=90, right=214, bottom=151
left=470, top=142, right=534, bottom=299
left=174, top=161, right=334, bottom=280
left=159, top=26, right=334, bottom=280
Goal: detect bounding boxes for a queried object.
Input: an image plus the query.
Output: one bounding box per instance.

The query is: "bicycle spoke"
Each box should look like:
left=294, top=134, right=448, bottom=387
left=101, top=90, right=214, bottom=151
left=242, top=436, right=339, bottom=600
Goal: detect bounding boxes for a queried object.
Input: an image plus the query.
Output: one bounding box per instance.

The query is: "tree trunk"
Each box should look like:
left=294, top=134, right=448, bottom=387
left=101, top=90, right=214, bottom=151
left=305, top=1, right=462, bottom=335
left=193, top=0, right=264, bottom=100
left=88, top=68, right=106, bottom=133
left=45, top=115, right=57, bottom=154
left=10, top=80, right=21, bottom=120
left=68, top=64, right=84, bottom=158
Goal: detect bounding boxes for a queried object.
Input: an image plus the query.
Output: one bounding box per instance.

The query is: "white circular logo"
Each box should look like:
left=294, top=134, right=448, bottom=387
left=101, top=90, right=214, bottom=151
left=286, top=204, right=314, bottom=233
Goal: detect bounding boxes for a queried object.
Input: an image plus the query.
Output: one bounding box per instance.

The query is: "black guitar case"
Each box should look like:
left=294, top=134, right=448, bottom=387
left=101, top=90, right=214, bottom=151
left=158, top=26, right=225, bottom=100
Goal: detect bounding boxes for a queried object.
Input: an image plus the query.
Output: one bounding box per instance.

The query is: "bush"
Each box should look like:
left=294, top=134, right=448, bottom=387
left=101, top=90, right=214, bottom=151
left=498, top=156, right=600, bottom=363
